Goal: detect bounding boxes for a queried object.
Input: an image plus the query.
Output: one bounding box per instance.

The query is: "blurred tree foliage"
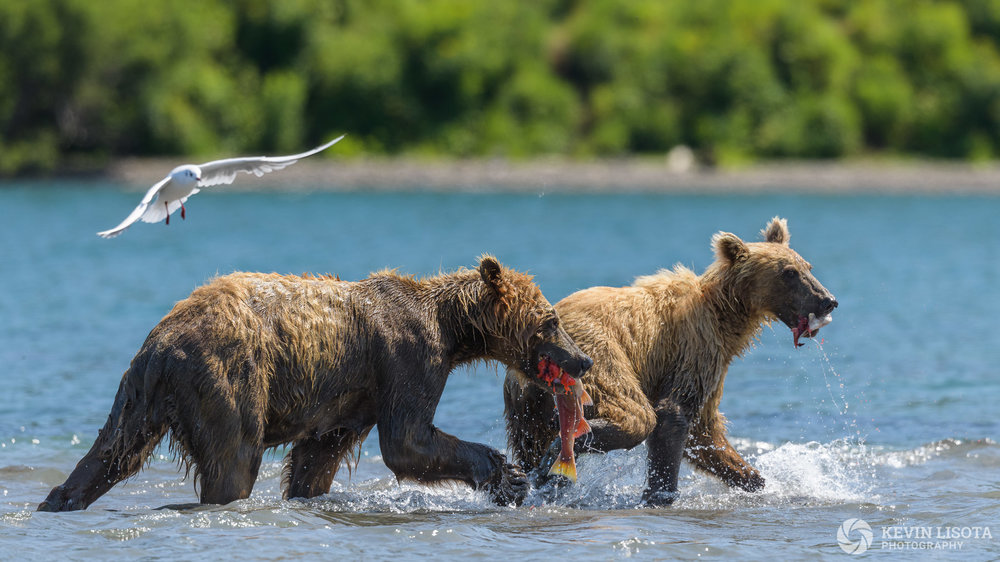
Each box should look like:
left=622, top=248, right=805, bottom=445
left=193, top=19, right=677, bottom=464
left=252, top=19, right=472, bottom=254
left=2, top=0, right=1000, bottom=173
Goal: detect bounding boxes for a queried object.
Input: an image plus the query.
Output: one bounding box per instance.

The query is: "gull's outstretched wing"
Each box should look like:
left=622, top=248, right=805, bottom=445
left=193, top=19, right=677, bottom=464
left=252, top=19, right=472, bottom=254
left=197, top=135, right=345, bottom=188
left=96, top=177, right=171, bottom=239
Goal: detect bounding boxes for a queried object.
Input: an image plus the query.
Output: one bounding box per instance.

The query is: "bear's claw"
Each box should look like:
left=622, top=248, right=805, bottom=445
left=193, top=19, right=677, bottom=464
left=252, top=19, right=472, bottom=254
left=483, top=462, right=528, bottom=507
left=739, top=471, right=766, bottom=492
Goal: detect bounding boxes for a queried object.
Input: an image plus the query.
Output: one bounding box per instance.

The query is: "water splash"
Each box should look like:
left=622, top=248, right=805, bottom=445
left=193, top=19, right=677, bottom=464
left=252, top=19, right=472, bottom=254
left=749, top=439, right=878, bottom=504
left=526, top=436, right=1000, bottom=512
left=873, top=438, right=999, bottom=469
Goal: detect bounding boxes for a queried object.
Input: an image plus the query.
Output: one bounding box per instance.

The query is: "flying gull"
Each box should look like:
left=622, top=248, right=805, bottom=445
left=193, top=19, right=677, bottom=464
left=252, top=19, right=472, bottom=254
left=97, top=135, right=345, bottom=238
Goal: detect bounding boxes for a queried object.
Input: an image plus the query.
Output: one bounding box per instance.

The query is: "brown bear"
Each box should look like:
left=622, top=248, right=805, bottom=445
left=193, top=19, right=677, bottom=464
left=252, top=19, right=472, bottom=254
left=38, top=256, right=592, bottom=511
left=503, top=218, right=837, bottom=505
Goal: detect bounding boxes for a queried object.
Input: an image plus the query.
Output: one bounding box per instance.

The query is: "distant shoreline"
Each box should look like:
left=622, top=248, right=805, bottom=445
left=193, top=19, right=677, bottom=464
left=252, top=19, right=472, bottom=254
left=77, top=157, right=1000, bottom=194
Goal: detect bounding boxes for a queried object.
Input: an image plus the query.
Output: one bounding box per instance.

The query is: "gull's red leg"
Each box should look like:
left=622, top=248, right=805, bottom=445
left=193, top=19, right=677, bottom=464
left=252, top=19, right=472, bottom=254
left=181, top=202, right=186, bottom=220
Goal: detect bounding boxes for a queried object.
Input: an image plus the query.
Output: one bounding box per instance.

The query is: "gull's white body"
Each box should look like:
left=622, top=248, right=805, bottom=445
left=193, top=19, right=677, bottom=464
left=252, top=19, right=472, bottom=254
left=97, top=136, right=345, bottom=238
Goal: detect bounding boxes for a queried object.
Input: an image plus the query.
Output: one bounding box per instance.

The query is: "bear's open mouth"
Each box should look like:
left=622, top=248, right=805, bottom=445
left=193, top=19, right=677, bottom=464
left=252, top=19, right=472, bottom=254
left=537, top=355, right=578, bottom=394
left=791, top=312, right=833, bottom=347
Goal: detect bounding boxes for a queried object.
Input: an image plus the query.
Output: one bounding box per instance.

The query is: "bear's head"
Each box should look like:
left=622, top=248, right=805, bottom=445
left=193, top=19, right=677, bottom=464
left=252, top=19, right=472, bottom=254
left=712, top=217, right=838, bottom=347
left=477, top=256, right=593, bottom=391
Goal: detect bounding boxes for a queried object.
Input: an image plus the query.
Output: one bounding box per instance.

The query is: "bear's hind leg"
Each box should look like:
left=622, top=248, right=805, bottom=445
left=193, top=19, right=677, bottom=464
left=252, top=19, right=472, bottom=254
left=684, top=411, right=764, bottom=492
left=38, top=410, right=167, bottom=511
left=284, top=427, right=371, bottom=500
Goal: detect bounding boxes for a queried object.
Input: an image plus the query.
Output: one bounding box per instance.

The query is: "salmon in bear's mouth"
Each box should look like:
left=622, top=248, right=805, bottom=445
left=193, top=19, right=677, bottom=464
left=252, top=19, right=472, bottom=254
left=791, top=312, right=833, bottom=347
left=536, top=354, right=578, bottom=394
left=537, top=355, right=592, bottom=482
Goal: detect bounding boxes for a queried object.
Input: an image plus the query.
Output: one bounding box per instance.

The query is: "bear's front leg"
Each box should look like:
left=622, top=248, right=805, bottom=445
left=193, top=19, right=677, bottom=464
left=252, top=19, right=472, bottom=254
left=642, top=397, right=690, bottom=506
left=376, top=359, right=527, bottom=506
left=378, top=414, right=527, bottom=506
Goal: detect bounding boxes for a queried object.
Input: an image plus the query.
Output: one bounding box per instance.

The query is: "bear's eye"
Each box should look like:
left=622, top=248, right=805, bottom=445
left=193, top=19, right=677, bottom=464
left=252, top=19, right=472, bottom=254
left=540, top=317, right=558, bottom=333
left=782, top=268, right=799, bottom=280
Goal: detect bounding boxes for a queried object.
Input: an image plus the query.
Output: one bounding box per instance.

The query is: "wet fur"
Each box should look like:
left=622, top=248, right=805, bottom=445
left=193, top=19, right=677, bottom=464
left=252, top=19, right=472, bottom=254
left=39, top=256, right=589, bottom=511
left=504, top=217, right=837, bottom=504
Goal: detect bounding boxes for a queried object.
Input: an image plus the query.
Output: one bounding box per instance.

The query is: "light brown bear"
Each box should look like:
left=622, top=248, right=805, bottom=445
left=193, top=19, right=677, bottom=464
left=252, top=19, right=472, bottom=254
left=39, top=256, right=592, bottom=511
left=503, top=218, right=837, bottom=505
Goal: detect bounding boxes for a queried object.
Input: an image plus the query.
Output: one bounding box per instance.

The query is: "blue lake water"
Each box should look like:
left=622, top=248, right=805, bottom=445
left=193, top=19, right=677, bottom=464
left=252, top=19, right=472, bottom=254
left=1, top=181, right=998, bottom=559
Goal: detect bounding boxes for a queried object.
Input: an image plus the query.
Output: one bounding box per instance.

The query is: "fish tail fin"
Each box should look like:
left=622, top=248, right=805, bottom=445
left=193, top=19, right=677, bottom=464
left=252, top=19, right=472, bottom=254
left=548, top=458, right=578, bottom=482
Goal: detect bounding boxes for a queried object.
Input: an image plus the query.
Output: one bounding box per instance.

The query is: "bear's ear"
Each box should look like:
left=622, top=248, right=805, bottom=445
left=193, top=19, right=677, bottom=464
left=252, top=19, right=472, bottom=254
left=479, top=255, right=508, bottom=295
left=713, top=232, right=749, bottom=264
left=761, top=216, right=789, bottom=245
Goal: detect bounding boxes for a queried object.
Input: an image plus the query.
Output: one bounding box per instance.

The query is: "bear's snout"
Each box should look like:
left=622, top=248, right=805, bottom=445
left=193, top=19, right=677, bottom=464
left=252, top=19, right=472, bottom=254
left=820, top=296, right=838, bottom=315
left=559, top=353, right=592, bottom=377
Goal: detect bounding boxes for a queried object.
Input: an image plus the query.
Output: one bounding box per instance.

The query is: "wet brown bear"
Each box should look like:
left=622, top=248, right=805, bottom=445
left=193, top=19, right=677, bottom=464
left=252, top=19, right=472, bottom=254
left=504, top=218, right=837, bottom=505
left=39, top=256, right=591, bottom=511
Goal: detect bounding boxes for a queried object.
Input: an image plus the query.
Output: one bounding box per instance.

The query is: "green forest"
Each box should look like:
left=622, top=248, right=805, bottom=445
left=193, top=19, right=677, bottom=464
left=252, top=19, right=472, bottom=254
left=3, top=0, right=1000, bottom=174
